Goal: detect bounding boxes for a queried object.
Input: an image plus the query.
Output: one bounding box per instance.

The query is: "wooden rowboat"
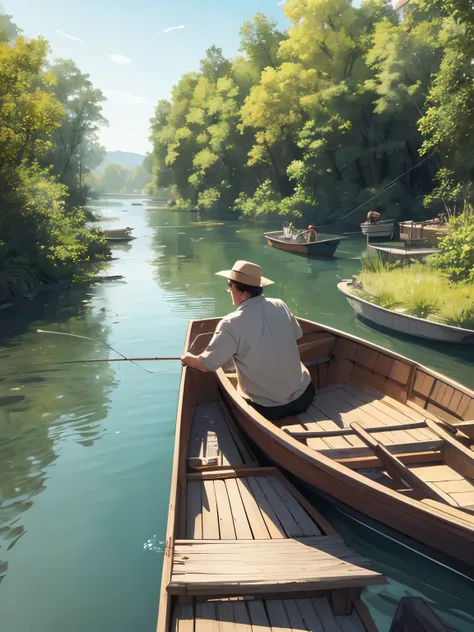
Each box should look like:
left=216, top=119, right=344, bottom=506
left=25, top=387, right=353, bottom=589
left=157, top=320, right=455, bottom=632
left=264, top=231, right=342, bottom=257
left=186, top=318, right=474, bottom=577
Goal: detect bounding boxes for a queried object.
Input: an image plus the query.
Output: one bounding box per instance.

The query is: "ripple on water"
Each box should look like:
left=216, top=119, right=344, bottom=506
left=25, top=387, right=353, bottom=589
left=143, top=535, right=164, bottom=554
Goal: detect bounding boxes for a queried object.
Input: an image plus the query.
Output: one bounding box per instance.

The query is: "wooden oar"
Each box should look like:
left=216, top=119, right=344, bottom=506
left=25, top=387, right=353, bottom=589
left=349, top=422, right=458, bottom=506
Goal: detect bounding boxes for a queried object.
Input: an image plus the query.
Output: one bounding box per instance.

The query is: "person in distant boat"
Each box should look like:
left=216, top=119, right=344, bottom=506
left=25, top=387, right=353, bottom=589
left=307, top=225, right=317, bottom=243
left=367, top=211, right=381, bottom=224
left=180, top=260, right=315, bottom=421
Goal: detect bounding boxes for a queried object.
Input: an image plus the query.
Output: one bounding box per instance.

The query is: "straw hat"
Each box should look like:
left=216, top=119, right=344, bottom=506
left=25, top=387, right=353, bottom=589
left=216, top=260, right=274, bottom=287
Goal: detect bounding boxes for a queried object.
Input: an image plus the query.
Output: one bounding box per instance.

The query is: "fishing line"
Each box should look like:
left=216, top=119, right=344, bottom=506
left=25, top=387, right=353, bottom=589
left=339, top=152, right=436, bottom=221
left=37, top=329, right=155, bottom=374
left=36, top=330, right=215, bottom=373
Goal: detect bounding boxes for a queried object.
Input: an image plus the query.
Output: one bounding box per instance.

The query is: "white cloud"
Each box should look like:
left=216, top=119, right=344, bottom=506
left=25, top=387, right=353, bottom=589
left=276, top=0, right=286, bottom=5
left=56, top=29, right=87, bottom=49
left=108, top=54, right=132, bottom=64
left=103, top=90, right=147, bottom=105
left=163, top=24, right=188, bottom=33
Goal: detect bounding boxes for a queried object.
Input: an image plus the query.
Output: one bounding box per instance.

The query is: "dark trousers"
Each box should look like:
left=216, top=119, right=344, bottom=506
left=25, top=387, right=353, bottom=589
left=249, top=382, right=315, bottom=422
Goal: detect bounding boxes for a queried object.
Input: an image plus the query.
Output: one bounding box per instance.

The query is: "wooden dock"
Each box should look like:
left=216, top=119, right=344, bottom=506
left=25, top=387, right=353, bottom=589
left=368, top=244, right=440, bottom=262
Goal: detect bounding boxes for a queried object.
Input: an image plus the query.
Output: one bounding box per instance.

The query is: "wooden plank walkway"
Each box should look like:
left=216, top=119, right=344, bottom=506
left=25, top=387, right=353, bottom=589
left=282, top=382, right=443, bottom=459
left=172, top=597, right=369, bottom=632
left=169, top=537, right=385, bottom=596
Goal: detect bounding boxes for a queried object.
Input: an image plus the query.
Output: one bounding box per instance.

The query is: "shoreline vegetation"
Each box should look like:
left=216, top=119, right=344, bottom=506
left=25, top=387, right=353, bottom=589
left=0, top=14, right=111, bottom=305
left=347, top=212, right=474, bottom=330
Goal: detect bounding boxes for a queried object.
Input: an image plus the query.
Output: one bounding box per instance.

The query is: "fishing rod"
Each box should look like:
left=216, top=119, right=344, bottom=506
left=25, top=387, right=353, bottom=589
left=36, top=329, right=213, bottom=373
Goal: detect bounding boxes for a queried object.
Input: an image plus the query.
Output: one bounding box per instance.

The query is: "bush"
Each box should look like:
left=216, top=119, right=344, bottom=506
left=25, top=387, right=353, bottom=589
left=431, top=211, right=474, bottom=283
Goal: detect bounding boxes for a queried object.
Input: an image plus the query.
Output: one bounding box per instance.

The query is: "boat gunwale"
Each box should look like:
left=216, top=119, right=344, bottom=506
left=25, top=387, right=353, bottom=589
left=337, top=280, right=474, bottom=337
left=155, top=323, right=192, bottom=632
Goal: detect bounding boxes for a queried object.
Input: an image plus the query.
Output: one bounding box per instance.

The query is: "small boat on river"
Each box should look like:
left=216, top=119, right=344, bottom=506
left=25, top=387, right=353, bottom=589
left=188, top=317, right=474, bottom=578
left=360, top=219, right=395, bottom=240
left=103, top=226, right=135, bottom=242
left=157, top=319, right=455, bottom=631
left=338, top=279, right=474, bottom=345
left=265, top=224, right=342, bottom=257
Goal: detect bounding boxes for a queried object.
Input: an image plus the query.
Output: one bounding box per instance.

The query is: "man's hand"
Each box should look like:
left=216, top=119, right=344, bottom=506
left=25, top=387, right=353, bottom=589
left=180, top=353, right=209, bottom=373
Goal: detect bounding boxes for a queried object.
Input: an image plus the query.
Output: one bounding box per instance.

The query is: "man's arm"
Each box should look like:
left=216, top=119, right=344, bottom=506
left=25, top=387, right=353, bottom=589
left=181, top=319, right=237, bottom=373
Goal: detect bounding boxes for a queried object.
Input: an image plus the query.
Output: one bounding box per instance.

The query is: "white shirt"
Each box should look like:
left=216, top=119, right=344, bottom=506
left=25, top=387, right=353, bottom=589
left=200, top=296, right=311, bottom=407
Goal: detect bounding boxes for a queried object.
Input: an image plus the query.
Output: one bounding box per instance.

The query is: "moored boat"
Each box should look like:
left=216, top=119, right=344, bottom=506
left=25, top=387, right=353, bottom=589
left=103, top=226, right=135, bottom=241
left=188, top=317, right=474, bottom=576
left=264, top=230, right=342, bottom=257
left=157, top=320, right=459, bottom=631
left=360, top=219, right=395, bottom=240
left=338, top=280, right=474, bottom=345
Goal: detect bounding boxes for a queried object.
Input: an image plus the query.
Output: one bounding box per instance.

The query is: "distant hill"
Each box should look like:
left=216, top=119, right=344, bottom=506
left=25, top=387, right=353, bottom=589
left=95, top=151, right=146, bottom=173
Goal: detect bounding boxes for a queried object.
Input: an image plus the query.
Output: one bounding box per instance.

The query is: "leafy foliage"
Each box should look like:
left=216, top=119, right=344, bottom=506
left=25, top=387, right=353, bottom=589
left=149, top=1, right=473, bottom=223
left=430, top=211, right=474, bottom=283
left=0, top=18, right=110, bottom=303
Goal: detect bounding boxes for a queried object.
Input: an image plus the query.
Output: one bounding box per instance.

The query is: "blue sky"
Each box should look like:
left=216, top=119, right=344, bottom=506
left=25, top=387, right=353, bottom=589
left=5, top=0, right=292, bottom=155
left=5, top=0, right=380, bottom=155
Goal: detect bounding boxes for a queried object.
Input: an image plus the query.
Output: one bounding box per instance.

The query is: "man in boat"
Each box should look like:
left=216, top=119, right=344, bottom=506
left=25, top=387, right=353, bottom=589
left=367, top=211, right=381, bottom=224
left=181, top=260, right=315, bottom=421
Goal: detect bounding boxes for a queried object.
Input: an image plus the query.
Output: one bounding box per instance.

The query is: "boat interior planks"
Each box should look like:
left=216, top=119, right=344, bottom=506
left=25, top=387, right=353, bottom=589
left=211, top=316, right=474, bottom=574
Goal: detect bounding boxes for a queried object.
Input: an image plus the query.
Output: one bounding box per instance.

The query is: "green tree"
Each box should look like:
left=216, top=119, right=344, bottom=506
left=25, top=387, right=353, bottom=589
left=0, top=35, right=109, bottom=302
left=41, top=59, right=107, bottom=205
left=99, top=163, right=124, bottom=193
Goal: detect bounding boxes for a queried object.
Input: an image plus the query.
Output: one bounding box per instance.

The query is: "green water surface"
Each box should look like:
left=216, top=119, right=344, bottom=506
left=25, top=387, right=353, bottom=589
left=0, top=198, right=473, bottom=631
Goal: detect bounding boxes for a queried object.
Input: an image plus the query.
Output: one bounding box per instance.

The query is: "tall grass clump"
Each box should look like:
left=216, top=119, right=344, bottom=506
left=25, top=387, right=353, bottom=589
left=351, top=262, right=474, bottom=328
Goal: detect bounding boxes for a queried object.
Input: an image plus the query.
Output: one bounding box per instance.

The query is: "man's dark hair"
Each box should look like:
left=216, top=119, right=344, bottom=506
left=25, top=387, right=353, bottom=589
left=231, top=280, right=263, bottom=298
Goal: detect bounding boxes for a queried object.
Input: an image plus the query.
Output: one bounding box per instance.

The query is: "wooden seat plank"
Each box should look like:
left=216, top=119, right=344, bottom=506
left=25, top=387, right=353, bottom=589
left=202, top=480, right=220, bottom=539
left=246, top=477, right=286, bottom=539
left=169, top=538, right=386, bottom=596
left=213, top=479, right=236, bottom=539
left=187, top=480, right=203, bottom=539
left=236, top=478, right=270, bottom=539
left=267, top=476, right=322, bottom=536
left=224, top=478, right=253, bottom=539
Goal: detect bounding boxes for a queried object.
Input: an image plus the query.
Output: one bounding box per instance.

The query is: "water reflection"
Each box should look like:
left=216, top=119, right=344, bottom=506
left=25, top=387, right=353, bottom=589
left=0, top=287, right=117, bottom=584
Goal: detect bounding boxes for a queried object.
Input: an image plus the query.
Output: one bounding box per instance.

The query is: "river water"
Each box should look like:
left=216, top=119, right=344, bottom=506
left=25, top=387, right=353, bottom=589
left=0, top=197, right=473, bottom=632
